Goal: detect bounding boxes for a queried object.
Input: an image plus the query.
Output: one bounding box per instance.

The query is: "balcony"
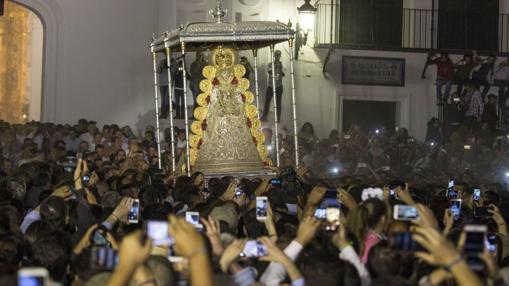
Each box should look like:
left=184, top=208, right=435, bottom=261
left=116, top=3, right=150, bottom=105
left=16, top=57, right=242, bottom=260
left=314, top=2, right=509, bottom=54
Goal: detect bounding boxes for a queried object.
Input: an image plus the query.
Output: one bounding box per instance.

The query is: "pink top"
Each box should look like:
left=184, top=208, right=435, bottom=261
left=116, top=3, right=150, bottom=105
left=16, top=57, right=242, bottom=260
left=361, top=232, right=381, bottom=264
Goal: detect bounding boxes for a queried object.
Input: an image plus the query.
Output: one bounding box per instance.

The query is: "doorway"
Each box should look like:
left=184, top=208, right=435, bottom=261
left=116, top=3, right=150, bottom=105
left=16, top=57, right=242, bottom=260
left=342, top=99, right=397, bottom=134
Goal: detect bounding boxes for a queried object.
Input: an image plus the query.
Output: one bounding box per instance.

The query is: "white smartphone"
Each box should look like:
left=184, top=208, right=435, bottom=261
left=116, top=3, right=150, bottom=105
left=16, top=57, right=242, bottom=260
left=240, top=240, right=268, bottom=258
left=326, top=207, right=340, bottom=223
left=464, top=145, right=471, bottom=150
left=127, top=199, right=140, bottom=224
left=464, top=224, right=487, bottom=271
left=393, top=205, right=419, bottom=221
left=146, top=220, right=173, bottom=246
left=18, top=267, right=49, bottom=286
left=256, top=196, right=268, bottom=221
left=185, top=211, right=203, bottom=231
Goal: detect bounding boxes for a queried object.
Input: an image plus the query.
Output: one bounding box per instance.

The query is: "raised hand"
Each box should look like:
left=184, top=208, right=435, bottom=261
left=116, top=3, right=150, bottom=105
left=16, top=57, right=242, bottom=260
left=219, top=239, right=246, bottom=272
left=295, top=216, right=322, bottom=246
left=168, top=215, right=207, bottom=258
left=201, top=216, right=224, bottom=256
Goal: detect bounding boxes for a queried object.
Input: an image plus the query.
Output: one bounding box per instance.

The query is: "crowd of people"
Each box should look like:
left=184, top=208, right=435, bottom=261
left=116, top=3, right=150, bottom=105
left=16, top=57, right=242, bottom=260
left=427, top=53, right=509, bottom=131
left=1, top=116, right=509, bottom=286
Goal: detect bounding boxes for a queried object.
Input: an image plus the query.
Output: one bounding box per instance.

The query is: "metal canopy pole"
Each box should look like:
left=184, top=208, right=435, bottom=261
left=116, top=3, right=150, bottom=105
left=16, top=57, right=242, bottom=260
left=181, top=42, right=191, bottom=176
left=288, top=39, right=299, bottom=167
left=165, top=46, right=176, bottom=173
left=253, top=49, right=261, bottom=118
left=151, top=52, right=163, bottom=169
left=269, top=45, right=280, bottom=167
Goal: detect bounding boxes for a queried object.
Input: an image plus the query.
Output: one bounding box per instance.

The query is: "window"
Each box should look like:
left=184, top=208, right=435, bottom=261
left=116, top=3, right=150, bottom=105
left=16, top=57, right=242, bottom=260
left=339, top=0, right=403, bottom=48
left=438, top=0, right=499, bottom=51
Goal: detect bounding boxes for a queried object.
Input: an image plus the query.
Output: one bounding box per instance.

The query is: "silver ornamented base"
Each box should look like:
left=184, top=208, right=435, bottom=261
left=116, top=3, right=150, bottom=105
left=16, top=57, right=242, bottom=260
left=203, top=168, right=277, bottom=181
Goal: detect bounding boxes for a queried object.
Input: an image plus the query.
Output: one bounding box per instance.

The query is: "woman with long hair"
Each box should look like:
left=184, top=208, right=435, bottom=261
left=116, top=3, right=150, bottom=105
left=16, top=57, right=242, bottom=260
left=347, top=198, right=387, bottom=263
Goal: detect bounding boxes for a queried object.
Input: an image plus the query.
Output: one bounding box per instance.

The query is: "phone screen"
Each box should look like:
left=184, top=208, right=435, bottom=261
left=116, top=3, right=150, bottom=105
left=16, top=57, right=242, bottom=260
left=450, top=200, right=462, bottom=220
left=464, top=226, right=487, bottom=271
left=472, top=189, right=481, bottom=201
left=447, top=180, right=458, bottom=199
left=486, top=233, right=497, bottom=253
left=241, top=240, right=268, bottom=258
left=185, top=212, right=203, bottom=230
left=91, top=228, right=110, bottom=246
left=270, top=179, right=281, bottom=187
left=90, top=246, right=118, bottom=270
left=147, top=221, right=173, bottom=246
left=393, top=205, right=419, bottom=220
left=18, top=275, right=46, bottom=286
left=256, top=197, right=268, bottom=220
left=314, top=208, right=327, bottom=220
left=128, top=200, right=140, bottom=223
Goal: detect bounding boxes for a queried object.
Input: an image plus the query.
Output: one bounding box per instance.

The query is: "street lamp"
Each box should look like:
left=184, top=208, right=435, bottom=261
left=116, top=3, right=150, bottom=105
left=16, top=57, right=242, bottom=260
left=297, top=0, right=317, bottom=34
left=295, top=0, right=317, bottom=59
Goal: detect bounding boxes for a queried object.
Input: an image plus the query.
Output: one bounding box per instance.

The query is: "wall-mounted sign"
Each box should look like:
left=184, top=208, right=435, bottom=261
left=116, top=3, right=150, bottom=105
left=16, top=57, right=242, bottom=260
left=341, top=56, right=405, bottom=86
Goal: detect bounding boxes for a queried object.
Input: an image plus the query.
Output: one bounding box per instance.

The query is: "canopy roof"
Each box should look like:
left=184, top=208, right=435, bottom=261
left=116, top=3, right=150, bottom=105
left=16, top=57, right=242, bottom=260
left=150, top=21, right=295, bottom=53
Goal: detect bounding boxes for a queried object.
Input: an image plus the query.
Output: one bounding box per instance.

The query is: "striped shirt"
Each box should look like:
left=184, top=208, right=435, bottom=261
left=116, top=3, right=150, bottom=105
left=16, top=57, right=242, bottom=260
left=465, top=90, right=484, bottom=118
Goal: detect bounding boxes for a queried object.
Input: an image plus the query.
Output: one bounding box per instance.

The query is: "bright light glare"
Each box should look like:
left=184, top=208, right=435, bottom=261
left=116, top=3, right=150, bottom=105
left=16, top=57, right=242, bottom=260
left=505, top=172, right=509, bottom=177
left=375, top=129, right=380, bottom=134
left=299, top=12, right=315, bottom=32
left=332, top=168, right=339, bottom=173
left=430, top=142, right=435, bottom=146
left=267, top=145, right=273, bottom=151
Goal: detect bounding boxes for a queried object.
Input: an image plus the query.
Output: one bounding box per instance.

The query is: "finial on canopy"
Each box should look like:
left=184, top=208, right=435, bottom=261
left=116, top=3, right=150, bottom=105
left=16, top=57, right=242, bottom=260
left=209, top=0, right=227, bottom=23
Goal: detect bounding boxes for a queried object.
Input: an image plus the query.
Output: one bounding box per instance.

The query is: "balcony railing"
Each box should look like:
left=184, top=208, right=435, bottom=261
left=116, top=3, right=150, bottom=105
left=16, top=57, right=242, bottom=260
left=315, top=3, right=509, bottom=54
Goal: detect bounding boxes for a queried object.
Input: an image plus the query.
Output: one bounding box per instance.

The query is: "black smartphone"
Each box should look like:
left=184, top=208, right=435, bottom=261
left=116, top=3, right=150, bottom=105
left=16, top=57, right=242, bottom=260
left=90, top=246, right=118, bottom=271
left=447, top=179, right=458, bottom=199
left=464, top=225, right=487, bottom=271
left=450, top=199, right=462, bottom=220
left=391, top=232, right=423, bottom=252
left=270, top=178, right=281, bottom=187
left=472, top=188, right=481, bottom=201
left=90, top=227, right=111, bottom=246
left=473, top=206, right=491, bottom=220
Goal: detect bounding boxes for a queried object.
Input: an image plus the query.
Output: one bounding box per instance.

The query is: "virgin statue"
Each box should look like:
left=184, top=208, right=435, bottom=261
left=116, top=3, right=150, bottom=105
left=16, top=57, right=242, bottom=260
left=188, top=47, right=270, bottom=174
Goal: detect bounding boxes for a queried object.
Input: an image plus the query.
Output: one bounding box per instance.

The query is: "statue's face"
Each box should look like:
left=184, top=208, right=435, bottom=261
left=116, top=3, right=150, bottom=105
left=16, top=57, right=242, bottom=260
left=214, top=49, right=234, bottom=68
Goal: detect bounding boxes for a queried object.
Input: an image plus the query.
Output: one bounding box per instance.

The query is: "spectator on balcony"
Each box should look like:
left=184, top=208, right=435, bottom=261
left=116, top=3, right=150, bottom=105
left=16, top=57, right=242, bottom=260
left=493, top=57, right=509, bottom=110
left=483, top=94, right=498, bottom=131
left=427, top=52, right=454, bottom=105
left=472, top=55, right=495, bottom=100
left=464, top=82, right=484, bottom=130
left=454, top=54, right=475, bottom=96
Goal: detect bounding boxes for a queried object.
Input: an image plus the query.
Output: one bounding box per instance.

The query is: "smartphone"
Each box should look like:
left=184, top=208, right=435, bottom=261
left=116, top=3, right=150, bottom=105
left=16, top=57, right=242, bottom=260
left=90, top=246, right=118, bottom=271
left=357, top=162, right=367, bottom=168
left=256, top=196, right=268, bottom=221
left=234, top=187, right=244, bottom=198
left=447, top=180, right=458, bottom=199
left=146, top=220, right=173, bottom=246
left=450, top=199, right=462, bottom=220
left=82, top=175, right=90, bottom=183
left=486, top=233, right=497, bottom=253
left=240, top=240, right=268, bottom=258
left=391, top=232, right=423, bottom=252
left=270, top=178, right=281, bottom=187
left=314, top=208, right=327, bottom=220
left=464, top=225, right=487, bottom=271
left=323, top=189, right=340, bottom=208
left=91, top=227, right=111, bottom=246
left=464, top=145, right=471, bottom=150
left=343, top=135, right=351, bottom=140
left=393, top=205, right=419, bottom=221
left=472, top=188, right=481, bottom=202
left=474, top=207, right=491, bottom=219
left=18, top=268, right=49, bottom=286
left=185, top=211, right=203, bottom=231
left=127, top=199, right=140, bottom=224
left=325, top=206, right=340, bottom=231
